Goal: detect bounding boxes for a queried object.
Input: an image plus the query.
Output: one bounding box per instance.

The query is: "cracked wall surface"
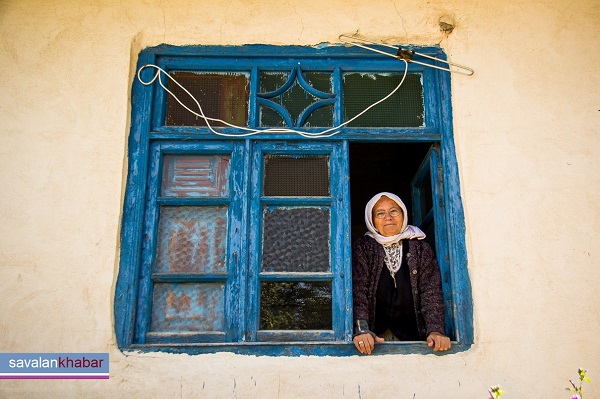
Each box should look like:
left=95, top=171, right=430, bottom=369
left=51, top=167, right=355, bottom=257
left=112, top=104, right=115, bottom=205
left=0, top=0, right=599, bottom=397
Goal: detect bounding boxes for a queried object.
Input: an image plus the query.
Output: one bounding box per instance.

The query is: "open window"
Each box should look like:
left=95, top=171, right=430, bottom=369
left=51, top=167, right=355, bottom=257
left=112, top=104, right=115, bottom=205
left=115, top=44, right=472, bottom=355
left=349, top=142, right=456, bottom=341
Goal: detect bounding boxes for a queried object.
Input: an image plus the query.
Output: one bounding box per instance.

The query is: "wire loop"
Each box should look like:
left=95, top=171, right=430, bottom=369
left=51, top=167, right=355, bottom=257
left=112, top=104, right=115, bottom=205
left=136, top=59, right=409, bottom=138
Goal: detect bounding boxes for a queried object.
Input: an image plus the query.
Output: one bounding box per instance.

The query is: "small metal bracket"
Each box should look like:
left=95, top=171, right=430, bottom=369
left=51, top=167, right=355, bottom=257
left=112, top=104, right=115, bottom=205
left=339, top=34, right=474, bottom=76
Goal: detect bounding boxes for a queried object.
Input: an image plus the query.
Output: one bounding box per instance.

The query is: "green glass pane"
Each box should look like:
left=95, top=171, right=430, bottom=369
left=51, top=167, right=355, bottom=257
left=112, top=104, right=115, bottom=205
left=259, top=71, right=333, bottom=127
left=259, top=106, right=286, bottom=127
left=304, top=104, right=333, bottom=128
left=259, top=71, right=287, bottom=93
left=304, top=72, right=332, bottom=94
left=343, top=73, right=424, bottom=127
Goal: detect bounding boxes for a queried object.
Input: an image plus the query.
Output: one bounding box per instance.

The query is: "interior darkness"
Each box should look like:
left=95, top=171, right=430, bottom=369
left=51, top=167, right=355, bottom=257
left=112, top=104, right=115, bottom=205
left=349, top=142, right=432, bottom=243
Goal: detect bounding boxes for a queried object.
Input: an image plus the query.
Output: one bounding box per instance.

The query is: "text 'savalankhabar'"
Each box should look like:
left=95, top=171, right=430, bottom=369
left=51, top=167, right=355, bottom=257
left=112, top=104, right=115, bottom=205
left=0, top=353, right=109, bottom=379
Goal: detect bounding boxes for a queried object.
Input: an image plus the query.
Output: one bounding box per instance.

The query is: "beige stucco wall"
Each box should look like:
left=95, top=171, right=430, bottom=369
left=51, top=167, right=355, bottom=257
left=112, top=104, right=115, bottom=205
left=1, top=0, right=599, bottom=397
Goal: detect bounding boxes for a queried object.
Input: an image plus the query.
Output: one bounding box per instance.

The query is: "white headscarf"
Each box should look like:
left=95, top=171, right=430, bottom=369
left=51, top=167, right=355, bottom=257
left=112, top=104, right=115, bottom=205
left=364, top=192, right=426, bottom=247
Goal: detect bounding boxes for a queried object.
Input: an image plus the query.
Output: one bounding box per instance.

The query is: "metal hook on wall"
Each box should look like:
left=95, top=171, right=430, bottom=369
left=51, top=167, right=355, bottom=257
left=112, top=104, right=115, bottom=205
left=339, top=34, right=474, bottom=76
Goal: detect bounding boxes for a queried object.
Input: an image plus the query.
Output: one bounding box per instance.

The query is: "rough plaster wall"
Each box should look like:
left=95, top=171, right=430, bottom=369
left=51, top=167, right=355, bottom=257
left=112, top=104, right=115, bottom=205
left=0, top=0, right=599, bottom=398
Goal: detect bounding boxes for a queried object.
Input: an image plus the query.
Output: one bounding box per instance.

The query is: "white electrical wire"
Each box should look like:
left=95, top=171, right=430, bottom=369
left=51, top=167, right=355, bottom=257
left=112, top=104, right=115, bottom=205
left=136, top=59, right=409, bottom=138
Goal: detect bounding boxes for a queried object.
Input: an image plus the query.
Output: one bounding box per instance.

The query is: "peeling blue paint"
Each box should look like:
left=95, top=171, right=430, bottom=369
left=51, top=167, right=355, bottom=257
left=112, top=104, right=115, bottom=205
left=115, top=43, right=473, bottom=355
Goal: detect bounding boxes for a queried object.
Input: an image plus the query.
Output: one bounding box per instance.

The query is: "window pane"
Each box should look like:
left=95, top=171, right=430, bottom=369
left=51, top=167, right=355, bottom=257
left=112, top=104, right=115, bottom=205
left=259, top=71, right=333, bottom=127
left=162, top=155, right=230, bottom=198
left=343, top=73, right=424, bottom=127
left=166, top=72, right=249, bottom=127
left=303, top=104, right=333, bottom=127
left=260, top=281, right=332, bottom=330
left=259, top=71, right=287, bottom=93
left=423, top=220, right=437, bottom=252
left=421, top=172, right=434, bottom=212
left=304, top=72, right=333, bottom=94
left=151, top=283, right=225, bottom=332
left=262, top=207, right=330, bottom=272
left=154, top=207, right=228, bottom=273
left=263, top=155, right=329, bottom=197
left=259, top=106, right=286, bottom=127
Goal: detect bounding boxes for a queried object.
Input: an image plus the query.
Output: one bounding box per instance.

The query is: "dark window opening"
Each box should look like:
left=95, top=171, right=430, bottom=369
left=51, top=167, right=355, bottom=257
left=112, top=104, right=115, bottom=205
left=349, top=142, right=432, bottom=245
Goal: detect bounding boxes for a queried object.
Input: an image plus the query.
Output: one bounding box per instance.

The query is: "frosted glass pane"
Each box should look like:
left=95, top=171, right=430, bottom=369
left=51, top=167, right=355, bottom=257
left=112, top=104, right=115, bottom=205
left=151, top=283, right=225, bottom=332
left=155, top=207, right=227, bottom=273
left=262, top=207, right=330, bottom=272
left=166, top=72, right=249, bottom=127
left=263, top=155, right=329, bottom=197
left=162, top=155, right=230, bottom=197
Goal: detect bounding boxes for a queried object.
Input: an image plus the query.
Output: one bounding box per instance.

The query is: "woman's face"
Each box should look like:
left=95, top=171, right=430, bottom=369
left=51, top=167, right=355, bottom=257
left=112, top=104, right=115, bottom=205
left=372, top=196, right=404, bottom=237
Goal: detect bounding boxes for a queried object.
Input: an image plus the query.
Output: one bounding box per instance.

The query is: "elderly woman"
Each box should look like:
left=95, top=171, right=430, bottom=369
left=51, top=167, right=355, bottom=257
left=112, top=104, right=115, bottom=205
left=352, top=192, right=451, bottom=354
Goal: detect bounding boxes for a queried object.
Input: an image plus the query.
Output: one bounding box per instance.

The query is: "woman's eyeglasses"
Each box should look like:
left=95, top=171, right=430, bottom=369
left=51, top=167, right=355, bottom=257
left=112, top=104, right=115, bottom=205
left=374, top=209, right=402, bottom=219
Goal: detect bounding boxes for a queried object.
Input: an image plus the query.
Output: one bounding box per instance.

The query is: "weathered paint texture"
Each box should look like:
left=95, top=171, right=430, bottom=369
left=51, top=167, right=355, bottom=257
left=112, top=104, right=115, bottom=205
left=0, top=0, right=599, bottom=397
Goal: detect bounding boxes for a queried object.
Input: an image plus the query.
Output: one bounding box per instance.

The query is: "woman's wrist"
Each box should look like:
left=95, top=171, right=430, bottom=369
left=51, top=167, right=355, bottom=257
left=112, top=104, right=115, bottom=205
left=353, top=320, right=376, bottom=338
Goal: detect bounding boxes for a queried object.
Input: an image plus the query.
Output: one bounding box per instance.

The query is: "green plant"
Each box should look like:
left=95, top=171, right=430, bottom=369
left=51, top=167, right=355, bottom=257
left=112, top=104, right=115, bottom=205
left=488, top=385, right=505, bottom=399
left=488, top=368, right=591, bottom=399
left=566, top=368, right=591, bottom=399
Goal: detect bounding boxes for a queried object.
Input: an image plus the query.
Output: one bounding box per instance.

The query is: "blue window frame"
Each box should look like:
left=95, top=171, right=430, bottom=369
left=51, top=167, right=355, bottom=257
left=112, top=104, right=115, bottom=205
left=115, top=44, right=473, bottom=355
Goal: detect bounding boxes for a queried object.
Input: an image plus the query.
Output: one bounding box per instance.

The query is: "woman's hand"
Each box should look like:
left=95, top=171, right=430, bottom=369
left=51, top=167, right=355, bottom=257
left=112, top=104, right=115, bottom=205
left=426, top=331, right=451, bottom=352
left=353, top=333, right=384, bottom=355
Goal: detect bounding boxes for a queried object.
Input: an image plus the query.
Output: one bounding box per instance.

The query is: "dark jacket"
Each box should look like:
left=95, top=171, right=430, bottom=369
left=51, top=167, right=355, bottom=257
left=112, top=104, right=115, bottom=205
left=352, top=235, right=446, bottom=340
